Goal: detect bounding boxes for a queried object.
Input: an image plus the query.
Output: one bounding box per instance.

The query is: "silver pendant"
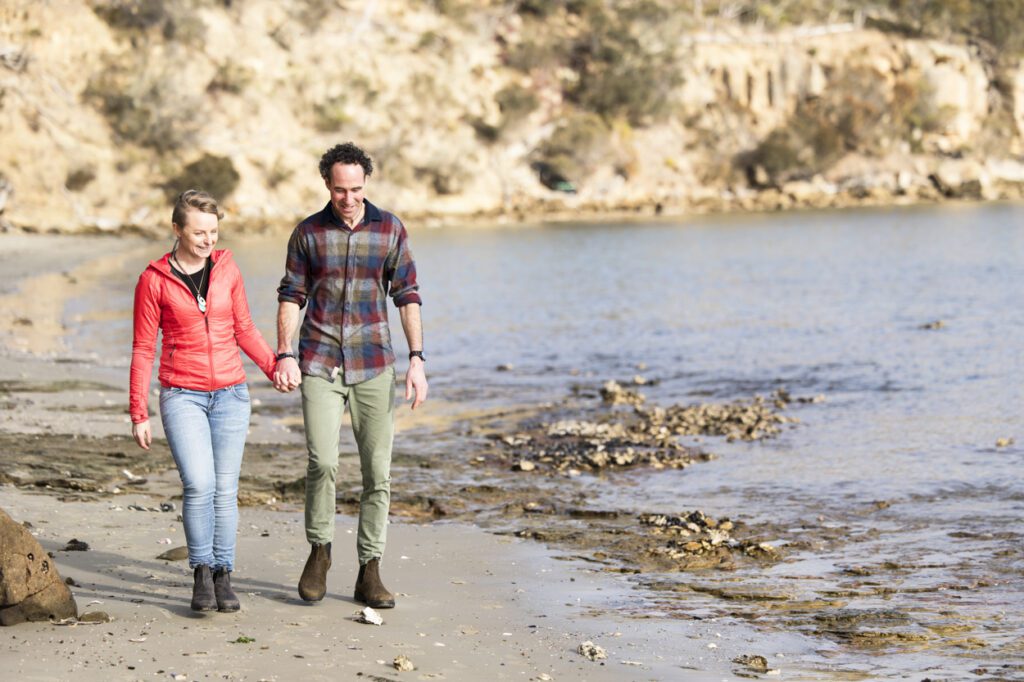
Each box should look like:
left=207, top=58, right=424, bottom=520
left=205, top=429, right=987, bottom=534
left=197, top=296, right=207, bottom=313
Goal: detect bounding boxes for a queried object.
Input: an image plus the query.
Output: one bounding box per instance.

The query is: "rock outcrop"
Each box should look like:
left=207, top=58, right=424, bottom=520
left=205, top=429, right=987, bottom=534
left=0, top=1, right=1022, bottom=233
left=0, top=508, right=78, bottom=625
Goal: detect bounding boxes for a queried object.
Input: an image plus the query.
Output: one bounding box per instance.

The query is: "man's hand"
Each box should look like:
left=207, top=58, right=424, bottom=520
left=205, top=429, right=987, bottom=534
left=132, top=420, right=152, bottom=450
left=274, top=356, right=302, bottom=392
left=405, top=356, right=428, bottom=409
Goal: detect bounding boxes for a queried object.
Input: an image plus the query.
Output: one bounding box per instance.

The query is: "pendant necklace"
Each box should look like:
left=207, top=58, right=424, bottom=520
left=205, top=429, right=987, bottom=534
left=172, top=252, right=208, bottom=313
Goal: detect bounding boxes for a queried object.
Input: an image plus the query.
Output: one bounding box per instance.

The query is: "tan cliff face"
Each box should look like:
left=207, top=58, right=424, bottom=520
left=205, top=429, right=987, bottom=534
left=0, top=0, right=1022, bottom=234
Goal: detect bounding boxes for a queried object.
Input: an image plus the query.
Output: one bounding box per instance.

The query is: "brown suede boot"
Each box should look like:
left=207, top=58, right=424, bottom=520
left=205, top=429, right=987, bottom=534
left=354, top=557, right=395, bottom=609
left=298, top=542, right=331, bottom=602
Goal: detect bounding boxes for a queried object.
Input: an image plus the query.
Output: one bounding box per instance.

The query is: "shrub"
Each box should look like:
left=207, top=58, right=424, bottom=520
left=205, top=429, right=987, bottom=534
left=164, top=154, right=240, bottom=203
left=496, top=84, right=539, bottom=128
left=313, top=96, right=351, bottom=132
left=92, top=0, right=206, bottom=45
left=92, top=0, right=168, bottom=31
left=84, top=66, right=200, bottom=153
left=534, top=112, right=610, bottom=182
left=65, top=166, right=97, bottom=192
left=742, top=65, right=912, bottom=184
left=207, top=61, right=254, bottom=95
left=564, top=6, right=680, bottom=124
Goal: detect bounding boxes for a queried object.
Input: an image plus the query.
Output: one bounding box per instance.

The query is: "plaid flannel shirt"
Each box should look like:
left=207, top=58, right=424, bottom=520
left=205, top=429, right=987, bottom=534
left=277, top=200, right=422, bottom=384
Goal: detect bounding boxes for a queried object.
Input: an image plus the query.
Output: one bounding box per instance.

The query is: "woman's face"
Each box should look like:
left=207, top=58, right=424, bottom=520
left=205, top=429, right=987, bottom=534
left=174, top=209, right=219, bottom=263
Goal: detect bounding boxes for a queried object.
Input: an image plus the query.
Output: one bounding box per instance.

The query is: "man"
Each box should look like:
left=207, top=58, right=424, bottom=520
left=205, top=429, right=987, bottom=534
left=274, top=142, right=427, bottom=609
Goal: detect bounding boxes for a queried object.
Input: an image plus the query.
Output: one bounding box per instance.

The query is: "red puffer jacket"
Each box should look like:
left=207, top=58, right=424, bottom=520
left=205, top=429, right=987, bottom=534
left=129, top=249, right=276, bottom=424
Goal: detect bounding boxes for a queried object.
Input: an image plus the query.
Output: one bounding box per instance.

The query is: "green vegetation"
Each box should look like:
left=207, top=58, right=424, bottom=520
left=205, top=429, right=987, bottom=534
left=495, top=84, right=539, bottom=128
left=65, top=166, right=96, bottom=192
left=743, top=66, right=949, bottom=185
left=92, top=0, right=206, bottom=45
left=164, top=154, right=240, bottom=203
left=207, top=61, right=254, bottom=95
left=312, top=95, right=351, bottom=132
left=534, top=112, right=610, bottom=183
left=884, top=0, right=1024, bottom=54
left=230, top=635, right=255, bottom=644
left=84, top=60, right=200, bottom=153
left=508, top=2, right=680, bottom=125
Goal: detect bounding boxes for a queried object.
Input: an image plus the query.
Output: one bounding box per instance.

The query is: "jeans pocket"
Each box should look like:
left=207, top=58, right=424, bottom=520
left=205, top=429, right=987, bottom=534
left=229, top=383, right=250, bottom=401
left=160, top=386, right=185, bottom=401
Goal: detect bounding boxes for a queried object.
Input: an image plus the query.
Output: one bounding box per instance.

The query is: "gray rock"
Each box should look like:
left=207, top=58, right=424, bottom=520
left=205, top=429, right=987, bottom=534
left=0, top=508, right=78, bottom=625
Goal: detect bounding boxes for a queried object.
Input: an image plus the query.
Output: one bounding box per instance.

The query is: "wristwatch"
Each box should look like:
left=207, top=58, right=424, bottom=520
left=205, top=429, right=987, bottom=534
left=409, top=351, right=425, bottom=362
left=276, top=351, right=296, bottom=361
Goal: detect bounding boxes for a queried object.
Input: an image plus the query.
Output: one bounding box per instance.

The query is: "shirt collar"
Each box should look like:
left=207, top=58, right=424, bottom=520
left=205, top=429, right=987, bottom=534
left=323, top=199, right=383, bottom=230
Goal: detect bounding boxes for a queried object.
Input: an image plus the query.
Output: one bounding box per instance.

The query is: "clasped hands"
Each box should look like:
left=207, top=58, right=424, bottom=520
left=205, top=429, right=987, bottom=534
left=273, top=356, right=302, bottom=393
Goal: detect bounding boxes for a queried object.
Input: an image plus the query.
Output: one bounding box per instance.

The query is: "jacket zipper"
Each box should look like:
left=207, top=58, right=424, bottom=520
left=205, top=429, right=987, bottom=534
left=161, top=256, right=217, bottom=389
left=205, top=262, right=216, bottom=389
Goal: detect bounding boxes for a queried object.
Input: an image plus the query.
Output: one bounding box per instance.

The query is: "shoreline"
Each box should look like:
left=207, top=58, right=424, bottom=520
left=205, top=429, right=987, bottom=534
left=0, top=231, right=774, bottom=681
left=5, top=192, right=1022, bottom=236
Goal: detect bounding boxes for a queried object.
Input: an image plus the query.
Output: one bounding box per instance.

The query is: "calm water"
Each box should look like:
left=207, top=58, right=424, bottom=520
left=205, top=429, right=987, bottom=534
left=73, top=203, right=1023, bottom=678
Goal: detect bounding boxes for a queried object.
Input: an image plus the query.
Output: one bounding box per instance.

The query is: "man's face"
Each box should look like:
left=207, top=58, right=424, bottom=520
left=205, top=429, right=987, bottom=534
left=325, top=163, right=367, bottom=223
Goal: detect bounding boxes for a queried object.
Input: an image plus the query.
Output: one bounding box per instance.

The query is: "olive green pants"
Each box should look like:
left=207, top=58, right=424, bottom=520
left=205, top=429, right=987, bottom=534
left=301, top=367, right=395, bottom=565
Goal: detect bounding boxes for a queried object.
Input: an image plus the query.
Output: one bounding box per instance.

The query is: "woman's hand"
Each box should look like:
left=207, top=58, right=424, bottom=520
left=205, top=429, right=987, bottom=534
left=132, top=420, right=152, bottom=450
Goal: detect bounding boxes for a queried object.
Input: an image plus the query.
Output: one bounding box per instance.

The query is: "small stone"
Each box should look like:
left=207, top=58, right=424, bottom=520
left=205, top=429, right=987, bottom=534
left=156, top=546, right=189, bottom=561
left=919, top=319, right=945, bottom=330
left=577, top=641, right=607, bottom=661
left=160, top=502, right=176, bottom=512
left=393, top=654, right=415, bottom=671
left=356, top=606, right=383, bottom=626
left=995, top=437, right=1014, bottom=448
left=63, top=539, right=89, bottom=552
left=77, top=611, right=111, bottom=623
left=496, top=364, right=514, bottom=371
left=733, top=654, right=768, bottom=671
left=514, top=460, right=536, bottom=472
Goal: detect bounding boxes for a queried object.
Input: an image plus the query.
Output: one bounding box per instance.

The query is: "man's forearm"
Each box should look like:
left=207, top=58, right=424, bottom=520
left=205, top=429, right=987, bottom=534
left=277, top=301, right=301, bottom=354
left=398, top=303, right=423, bottom=352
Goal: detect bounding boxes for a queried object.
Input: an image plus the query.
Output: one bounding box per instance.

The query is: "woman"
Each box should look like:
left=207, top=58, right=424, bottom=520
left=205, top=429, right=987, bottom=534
left=129, top=190, right=276, bottom=613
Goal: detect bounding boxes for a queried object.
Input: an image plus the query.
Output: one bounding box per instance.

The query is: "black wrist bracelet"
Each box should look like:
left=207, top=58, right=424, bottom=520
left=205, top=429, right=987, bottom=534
left=409, top=351, right=425, bottom=362
left=276, top=352, right=295, bottom=361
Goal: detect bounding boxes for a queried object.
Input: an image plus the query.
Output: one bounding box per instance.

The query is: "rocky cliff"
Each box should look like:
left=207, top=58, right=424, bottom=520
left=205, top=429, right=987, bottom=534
left=1, top=0, right=1022, bottom=233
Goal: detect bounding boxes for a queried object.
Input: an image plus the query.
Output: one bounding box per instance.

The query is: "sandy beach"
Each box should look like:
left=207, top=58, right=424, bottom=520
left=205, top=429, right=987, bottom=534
left=0, top=232, right=777, bottom=681
left=3, top=486, right=744, bottom=682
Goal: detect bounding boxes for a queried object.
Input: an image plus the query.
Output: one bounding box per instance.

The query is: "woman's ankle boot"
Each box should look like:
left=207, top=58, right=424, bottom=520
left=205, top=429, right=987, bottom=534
left=213, top=568, right=240, bottom=612
left=191, top=565, right=217, bottom=612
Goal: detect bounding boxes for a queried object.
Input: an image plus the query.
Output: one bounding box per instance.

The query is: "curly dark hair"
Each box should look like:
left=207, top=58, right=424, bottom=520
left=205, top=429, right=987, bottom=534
left=319, top=142, right=374, bottom=179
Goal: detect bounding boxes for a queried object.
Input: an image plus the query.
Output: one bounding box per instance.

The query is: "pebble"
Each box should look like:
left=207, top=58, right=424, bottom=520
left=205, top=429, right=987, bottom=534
left=156, top=546, right=189, bottom=561
left=577, top=641, right=607, bottom=661
left=355, top=606, right=383, bottom=626
left=63, top=538, right=89, bottom=551
left=393, top=654, right=415, bottom=671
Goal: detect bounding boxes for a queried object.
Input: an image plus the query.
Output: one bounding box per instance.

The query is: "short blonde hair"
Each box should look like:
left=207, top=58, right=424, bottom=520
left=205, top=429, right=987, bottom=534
left=172, top=189, right=224, bottom=228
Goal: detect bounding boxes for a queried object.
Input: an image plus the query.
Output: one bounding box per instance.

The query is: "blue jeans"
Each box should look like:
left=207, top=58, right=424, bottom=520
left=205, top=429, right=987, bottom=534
left=159, top=383, right=251, bottom=571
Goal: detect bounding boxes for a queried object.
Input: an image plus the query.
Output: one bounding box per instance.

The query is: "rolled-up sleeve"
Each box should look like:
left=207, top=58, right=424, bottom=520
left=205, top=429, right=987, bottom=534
left=277, top=226, right=310, bottom=308
left=387, top=223, right=422, bottom=307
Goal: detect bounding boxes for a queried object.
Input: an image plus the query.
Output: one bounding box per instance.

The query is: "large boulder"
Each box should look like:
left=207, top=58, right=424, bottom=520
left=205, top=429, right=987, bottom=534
left=0, top=508, right=78, bottom=625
